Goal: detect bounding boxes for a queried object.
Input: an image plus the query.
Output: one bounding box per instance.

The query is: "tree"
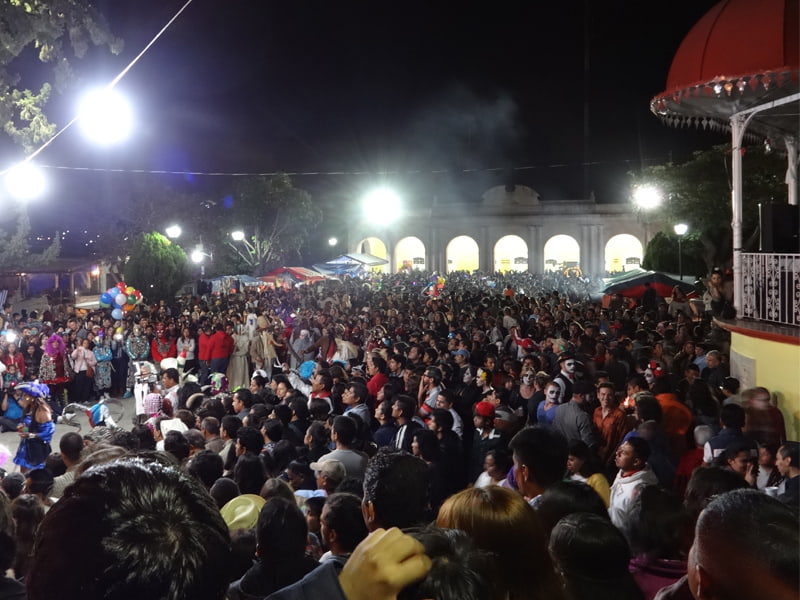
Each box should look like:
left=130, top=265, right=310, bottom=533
left=632, top=144, right=786, bottom=271
left=0, top=208, right=60, bottom=270
left=124, top=232, right=189, bottom=304
left=641, top=230, right=706, bottom=278
left=224, top=173, right=321, bottom=275
left=1, top=0, right=122, bottom=152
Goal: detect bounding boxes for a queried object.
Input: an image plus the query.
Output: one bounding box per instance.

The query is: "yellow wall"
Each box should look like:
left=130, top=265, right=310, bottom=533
left=731, top=332, right=800, bottom=441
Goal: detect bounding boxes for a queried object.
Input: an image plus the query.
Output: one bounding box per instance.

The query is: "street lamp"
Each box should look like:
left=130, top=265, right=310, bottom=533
left=632, top=184, right=663, bottom=211
left=78, top=88, right=133, bottom=145
left=674, top=223, right=688, bottom=280
left=4, top=162, right=46, bottom=200
left=328, top=237, right=338, bottom=246
left=191, top=246, right=211, bottom=277
left=165, top=225, right=182, bottom=239
left=363, top=188, right=402, bottom=223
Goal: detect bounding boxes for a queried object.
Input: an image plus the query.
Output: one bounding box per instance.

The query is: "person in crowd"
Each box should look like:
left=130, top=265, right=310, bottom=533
left=318, top=492, right=369, bottom=566
left=362, top=447, right=430, bottom=530
left=566, top=439, right=610, bottom=507
left=593, top=381, right=630, bottom=467
left=391, top=395, right=422, bottom=453
left=775, top=441, right=799, bottom=506
left=535, top=480, right=610, bottom=537
left=608, top=438, right=658, bottom=534
left=508, top=426, right=569, bottom=507
left=13, top=381, right=55, bottom=473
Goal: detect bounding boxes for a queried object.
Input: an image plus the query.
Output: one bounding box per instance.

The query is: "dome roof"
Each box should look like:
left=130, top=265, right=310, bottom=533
left=650, top=0, right=799, bottom=141
left=666, top=0, right=798, bottom=92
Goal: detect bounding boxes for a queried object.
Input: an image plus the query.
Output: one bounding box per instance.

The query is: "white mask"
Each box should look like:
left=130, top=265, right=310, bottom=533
left=644, top=369, right=655, bottom=385
left=546, top=386, right=559, bottom=400
left=564, top=360, right=576, bottom=374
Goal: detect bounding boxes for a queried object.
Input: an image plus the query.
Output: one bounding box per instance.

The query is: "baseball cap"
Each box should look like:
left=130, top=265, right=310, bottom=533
left=474, top=401, right=496, bottom=418
left=451, top=349, right=470, bottom=359
left=310, top=459, right=347, bottom=479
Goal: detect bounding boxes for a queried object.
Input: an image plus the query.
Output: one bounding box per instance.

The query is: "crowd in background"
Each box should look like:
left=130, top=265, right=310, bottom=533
left=0, top=269, right=794, bottom=600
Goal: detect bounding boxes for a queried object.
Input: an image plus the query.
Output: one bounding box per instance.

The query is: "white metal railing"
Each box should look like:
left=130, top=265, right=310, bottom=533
left=741, top=253, right=800, bottom=327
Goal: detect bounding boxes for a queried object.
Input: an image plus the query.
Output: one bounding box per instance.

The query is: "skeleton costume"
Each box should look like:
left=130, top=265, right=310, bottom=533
left=125, top=325, right=150, bottom=391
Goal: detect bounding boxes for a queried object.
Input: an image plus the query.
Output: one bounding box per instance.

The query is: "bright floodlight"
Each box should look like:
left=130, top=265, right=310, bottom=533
left=363, top=188, right=401, bottom=222
left=674, top=223, right=688, bottom=236
left=4, top=162, right=46, bottom=200
left=165, top=225, right=182, bottom=238
left=633, top=184, right=663, bottom=210
left=328, top=237, right=338, bottom=246
left=79, top=88, right=133, bottom=145
left=231, top=230, right=245, bottom=241
left=191, top=250, right=205, bottom=264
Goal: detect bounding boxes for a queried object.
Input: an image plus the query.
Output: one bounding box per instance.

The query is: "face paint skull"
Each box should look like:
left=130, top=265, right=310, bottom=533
left=546, top=385, right=560, bottom=401
left=564, top=360, right=576, bottom=374
left=644, top=368, right=655, bottom=385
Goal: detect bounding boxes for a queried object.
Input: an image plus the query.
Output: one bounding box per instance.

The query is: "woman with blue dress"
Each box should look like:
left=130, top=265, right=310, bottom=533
left=13, top=381, right=55, bottom=473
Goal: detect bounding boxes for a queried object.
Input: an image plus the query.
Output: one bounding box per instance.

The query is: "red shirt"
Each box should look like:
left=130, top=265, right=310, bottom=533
left=209, top=331, right=233, bottom=360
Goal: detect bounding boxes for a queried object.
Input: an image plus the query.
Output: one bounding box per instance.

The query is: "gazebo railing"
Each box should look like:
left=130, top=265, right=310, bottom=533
left=741, top=253, right=800, bottom=327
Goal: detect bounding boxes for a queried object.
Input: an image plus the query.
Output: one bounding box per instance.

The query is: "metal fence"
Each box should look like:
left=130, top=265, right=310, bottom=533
left=741, top=253, right=800, bottom=327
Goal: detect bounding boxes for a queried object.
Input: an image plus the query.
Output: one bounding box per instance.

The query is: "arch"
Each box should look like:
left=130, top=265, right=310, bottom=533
left=395, top=236, right=426, bottom=271
left=604, top=234, right=644, bottom=274
left=543, top=235, right=580, bottom=272
left=356, top=237, right=388, bottom=273
left=446, top=235, right=479, bottom=273
left=494, top=235, right=528, bottom=273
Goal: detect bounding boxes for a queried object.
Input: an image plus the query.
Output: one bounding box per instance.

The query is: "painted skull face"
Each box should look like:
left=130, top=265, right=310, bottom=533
left=156, top=323, right=165, bottom=336
left=463, top=368, right=475, bottom=385
left=546, top=385, right=560, bottom=401
left=644, top=368, right=656, bottom=385
left=564, top=360, right=576, bottom=374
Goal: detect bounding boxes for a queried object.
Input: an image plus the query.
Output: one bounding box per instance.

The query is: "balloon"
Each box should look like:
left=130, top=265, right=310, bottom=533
left=107, top=287, right=117, bottom=296
left=116, top=327, right=123, bottom=334
left=111, top=308, right=123, bottom=320
left=115, top=293, right=127, bottom=306
left=127, top=294, right=136, bottom=305
left=116, top=282, right=127, bottom=292
left=123, top=303, right=135, bottom=312
left=99, top=301, right=110, bottom=308
left=125, top=286, right=135, bottom=295
left=100, top=293, right=112, bottom=304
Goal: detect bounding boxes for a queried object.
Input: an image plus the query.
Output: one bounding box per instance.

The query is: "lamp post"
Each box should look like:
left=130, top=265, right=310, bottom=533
left=191, top=246, right=211, bottom=277
left=674, top=223, right=688, bottom=280
left=632, top=184, right=663, bottom=246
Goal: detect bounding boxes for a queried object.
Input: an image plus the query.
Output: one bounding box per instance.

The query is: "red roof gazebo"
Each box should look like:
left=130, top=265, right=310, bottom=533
left=649, top=0, right=799, bottom=313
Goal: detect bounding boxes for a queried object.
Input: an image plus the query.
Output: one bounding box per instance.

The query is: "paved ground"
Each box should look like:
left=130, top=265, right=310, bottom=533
left=0, top=393, right=137, bottom=473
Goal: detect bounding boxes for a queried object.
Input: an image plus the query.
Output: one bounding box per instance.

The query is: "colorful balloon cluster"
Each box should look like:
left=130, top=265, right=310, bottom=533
left=99, top=282, right=143, bottom=321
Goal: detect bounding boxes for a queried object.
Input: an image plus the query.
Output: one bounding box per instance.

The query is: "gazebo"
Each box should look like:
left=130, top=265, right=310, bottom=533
left=649, top=0, right=799, bottom=317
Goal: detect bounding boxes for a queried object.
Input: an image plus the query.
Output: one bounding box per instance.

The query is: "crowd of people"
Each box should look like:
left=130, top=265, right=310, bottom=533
left=0, top=268, right=795, bottom=600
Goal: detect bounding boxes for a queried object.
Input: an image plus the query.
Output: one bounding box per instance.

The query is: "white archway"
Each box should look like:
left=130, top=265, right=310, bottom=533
left=605, top=234, right=644, bottom=274
left=494, top=235, right=528, bottom=272
left=446, top=236, right=479, bottom=273
left=357, top=237, right=389, bottom=273
left=543, top=235, right=580, bottom=272
left=395, top=236, right=426, bottom=271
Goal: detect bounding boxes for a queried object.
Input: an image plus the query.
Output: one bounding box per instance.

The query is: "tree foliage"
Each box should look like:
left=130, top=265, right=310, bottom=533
left=224, top=174, right=320, bottom=275
left=632, top=144, right=786, bottom=271
left=124, top=232, right=189, bottom=304
left=641, top=230, right=706, bottom=278
left=0, top=208, right=60, bottom=270
left=1, top=0, right=123, bottom=152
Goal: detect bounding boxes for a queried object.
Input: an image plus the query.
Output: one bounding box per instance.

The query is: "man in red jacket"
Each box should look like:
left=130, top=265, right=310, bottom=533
left=197, top=323, right=213, bottom=384
left=208, top=323, right=233, bottom=376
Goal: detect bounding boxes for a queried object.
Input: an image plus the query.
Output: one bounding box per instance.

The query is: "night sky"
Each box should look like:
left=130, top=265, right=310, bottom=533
left=14, top=0, right=730, bottom=260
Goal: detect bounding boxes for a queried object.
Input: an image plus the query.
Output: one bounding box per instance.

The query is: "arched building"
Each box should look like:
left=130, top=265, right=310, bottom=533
left=349, top=185, right=647, bottom=276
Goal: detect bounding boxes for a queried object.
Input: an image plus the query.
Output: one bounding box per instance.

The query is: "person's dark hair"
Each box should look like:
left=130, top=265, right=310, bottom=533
left=335, top=477, right=364, bottom=498
left=44, top=452, right=67, bottom=477
left=27, top=458, right=231, bottom=600
left=431, top=408, right=454, bottom=433
left=234, top=388, right=255, bottom=409
left=245, top=403, right=270, bottom=429
left=309, top=397, right=332, bottom=421
left=237, top=426, right=264, bottom=455
left=398, top=528, right=494, bottom=600
left=412, top=428, right=441, bottom=462
left=26, top=468, right=54, bottom=497
left=233, top=453, right=268, bottom=495
left=201, top=416, right=221, bottom=436
left=719, top=403, right=746, bottom=429
left=289, top=398, right=311, bottom=421
left=270, top=439, right=297, bottom=475
left=11, top=494, right=44, bottom=579
left=178, top=382, right=203, bottom=411
left=372, top=356, right=388, bottom=375
left=187, top=450, right=224, bottom=490
left=256, top=497, right=307, bottom=564
left=174, top=409, right=196, bottom=432
left=683, top=466, right=749, bottom=522
left=347, top=381, right=368, bottom=405
left=549, top=512, right=645, bottom=600
left=393, top=395, right=417, bottom=420
left=633, top=393, right=662, bottom=423
left=322, top=493, right=369, bottom=554
left=304, top=496, right=326, bottom=520
left=164, top=430, right=191, bottom=463
left=259, top=477, right=295, bottom=503
left=198, top=397, right=226, bottom=422
left=627, top=374, right=648, bottom=391
left=625, top=436, right=652, bottom=464
left=1, top=473, right=24, bottom=500
left=627, top=486, right=692, bottom=561
left=210, top=477, right=240, bottom=509
left=363, top=448, right=429, bottom=530
left=694, top=489, right=798, bottom=599
left=261, top=418, right=284, bottom=443
left=221, top=415, right=243, bottom=440
left=536, top=480, right=610, bottom=535
left=651, top=376, right=673, bottom=395
left=228, top=529, right=257, bottom=584
left=109, top=430, right=139, bottom=451
left=508, top=426, right=569, bottom=491
left=162, top=367, right=180, bottom=385
left=306, top=421, right=329, bottom=449
left=59, top=431, right=84, bottom=463
left=332, top=415, right=358, bottom=447
left=131, top=424, right=157, bottom=451
left=778, top=441, right=800, bottom=467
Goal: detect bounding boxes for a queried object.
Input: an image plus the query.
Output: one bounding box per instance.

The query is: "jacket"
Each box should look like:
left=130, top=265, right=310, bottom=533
left=608, top=465, right=658, bottom=530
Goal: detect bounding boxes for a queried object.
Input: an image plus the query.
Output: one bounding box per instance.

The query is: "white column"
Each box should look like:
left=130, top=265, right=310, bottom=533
left=785, top=136, right=798, bottom=206
left=731, top=114, right=747, bottom=313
